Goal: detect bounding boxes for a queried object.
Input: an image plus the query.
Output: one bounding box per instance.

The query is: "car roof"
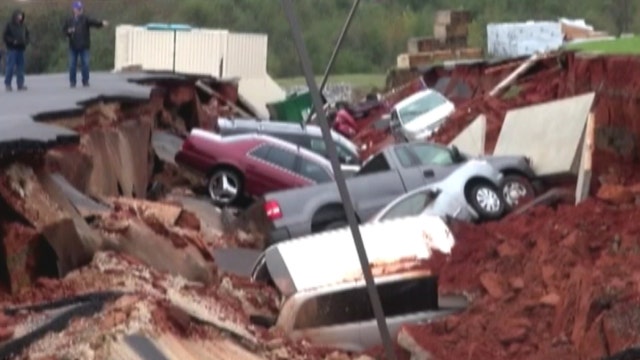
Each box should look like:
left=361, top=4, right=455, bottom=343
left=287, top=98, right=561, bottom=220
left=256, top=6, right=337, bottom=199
left=191, top=128, right=334, bottom=171
left=261, top=215, right=454, bottom=297
left=219, top=117, right=310, bottom=135
left=219, top=118, right=358, bottom=152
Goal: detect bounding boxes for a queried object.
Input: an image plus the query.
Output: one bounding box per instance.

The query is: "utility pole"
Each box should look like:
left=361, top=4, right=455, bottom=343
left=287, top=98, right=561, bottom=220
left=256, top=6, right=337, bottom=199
left=279, top=1, right=397, bottom=359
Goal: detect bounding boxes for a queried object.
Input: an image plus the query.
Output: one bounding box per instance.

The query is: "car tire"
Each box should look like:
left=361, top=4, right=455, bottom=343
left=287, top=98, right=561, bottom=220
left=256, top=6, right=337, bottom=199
left=466, top=181, right=505, bottom=221
left=208, top=168, right=243, bottom=207
left=501, top=175, right=536, bottom=210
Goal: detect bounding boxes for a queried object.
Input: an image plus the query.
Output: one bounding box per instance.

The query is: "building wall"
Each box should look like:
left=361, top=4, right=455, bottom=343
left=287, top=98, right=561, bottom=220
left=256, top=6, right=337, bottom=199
left=113, top=25, right=268, bottom=78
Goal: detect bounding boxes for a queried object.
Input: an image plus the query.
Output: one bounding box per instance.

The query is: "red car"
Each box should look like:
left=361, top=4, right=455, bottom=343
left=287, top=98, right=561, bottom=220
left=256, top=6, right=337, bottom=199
left=175, top=129, right=335, bottom=206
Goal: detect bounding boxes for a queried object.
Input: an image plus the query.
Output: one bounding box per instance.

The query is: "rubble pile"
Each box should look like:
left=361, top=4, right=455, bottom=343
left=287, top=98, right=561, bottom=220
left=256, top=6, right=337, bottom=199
left=394, top=188, right=640, bottom=359
left=427, top=52, right=640, bottom=187
left=0, top=160, right=249, bottom=294
left=0, top=251, right=353, bottom=359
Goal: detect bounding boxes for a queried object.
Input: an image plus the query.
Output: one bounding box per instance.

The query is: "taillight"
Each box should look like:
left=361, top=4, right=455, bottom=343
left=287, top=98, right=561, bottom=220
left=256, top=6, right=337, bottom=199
left=182, top=140, right=195, bottom=151
left=264, top=200, right=282, bottom=221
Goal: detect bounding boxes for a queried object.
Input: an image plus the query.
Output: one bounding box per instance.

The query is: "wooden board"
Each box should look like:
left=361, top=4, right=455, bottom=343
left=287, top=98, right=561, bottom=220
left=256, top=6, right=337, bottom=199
left=575, top=112, right=595, bottom=204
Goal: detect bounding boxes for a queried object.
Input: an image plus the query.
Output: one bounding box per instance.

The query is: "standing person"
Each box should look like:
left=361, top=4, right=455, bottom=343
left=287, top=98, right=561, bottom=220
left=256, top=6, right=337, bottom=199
left=63, top=1, right=108, bottom=88
left=3, top=10, right=29, bottom=92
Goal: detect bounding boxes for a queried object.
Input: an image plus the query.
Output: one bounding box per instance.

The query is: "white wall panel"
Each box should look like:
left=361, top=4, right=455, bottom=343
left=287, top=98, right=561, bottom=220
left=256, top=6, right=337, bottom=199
left=224, top=32, right=268, bottom=78
left=129, top=28, right=175, bottom=71
left=175, top=29, right=228, bottom=76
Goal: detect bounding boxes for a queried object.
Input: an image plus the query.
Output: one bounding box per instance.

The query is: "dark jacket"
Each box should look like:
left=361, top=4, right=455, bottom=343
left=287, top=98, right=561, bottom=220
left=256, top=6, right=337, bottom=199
left=63, top=14, right=103, bottom=51
left=3, top=10, right=29, bottom=51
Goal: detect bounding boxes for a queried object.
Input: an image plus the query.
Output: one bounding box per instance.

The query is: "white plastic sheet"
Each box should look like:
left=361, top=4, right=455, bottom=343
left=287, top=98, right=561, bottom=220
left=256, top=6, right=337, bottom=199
left=487, top=21, right=563, bottom=58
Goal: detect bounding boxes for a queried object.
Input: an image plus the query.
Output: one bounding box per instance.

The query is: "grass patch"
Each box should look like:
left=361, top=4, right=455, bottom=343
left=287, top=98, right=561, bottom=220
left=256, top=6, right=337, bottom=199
left=277, top=73, right=386, bottom=91
left=564, top=36, right=640, bottom=54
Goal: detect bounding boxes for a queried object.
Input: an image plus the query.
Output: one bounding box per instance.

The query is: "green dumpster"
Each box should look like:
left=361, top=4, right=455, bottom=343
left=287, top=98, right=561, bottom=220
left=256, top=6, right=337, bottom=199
left=268, top=91, right=313, bottom=123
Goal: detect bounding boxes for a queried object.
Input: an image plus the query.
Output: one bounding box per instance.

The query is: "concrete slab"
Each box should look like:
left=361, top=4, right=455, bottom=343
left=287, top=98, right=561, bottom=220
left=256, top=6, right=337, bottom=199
left=448, top=114, right=486, bottom=156
left=213, top=248, right=261, bottom=277
left=49, top=173, right=110, bottom=216
left=0, top=72, right=152, bottom=156
left=493, top=92, right=595, bottom=176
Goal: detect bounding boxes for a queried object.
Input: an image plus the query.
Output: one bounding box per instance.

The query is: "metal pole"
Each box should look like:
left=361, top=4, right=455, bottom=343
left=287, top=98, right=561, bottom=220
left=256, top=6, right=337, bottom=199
left=279, top=1, right=396, bottom=359
left=304, top=0, right=361, bottom=124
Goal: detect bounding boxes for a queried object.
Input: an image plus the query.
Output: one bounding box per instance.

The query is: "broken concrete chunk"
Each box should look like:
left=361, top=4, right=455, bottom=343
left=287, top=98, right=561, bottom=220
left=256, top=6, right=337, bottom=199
left=42, top=217, right=104, bottom=276
left=480, top=272, right=505, bottom=299
left=0, top=163, right=67, bottom=229
left=1, top=222, right=42, bottom=293
left=85, top=129, right=121, bottom=197
left=45, top=148, right=93, bottom=193
left=97, top=217, right=215, bottom=285
left=509, top=277, right=525, bottom=290
left=540, top=293, right=561, bottom=306
left=397, top=326, right=435, bottom=360
left=498, top=318, right=532, bottom=344
left=108, top=197, right=183, bottom=226
left=117, top=120, right=152, bottom=198
left=596, top=184, right=634, bottom=204
left=497, top=242, right=520, bottom=257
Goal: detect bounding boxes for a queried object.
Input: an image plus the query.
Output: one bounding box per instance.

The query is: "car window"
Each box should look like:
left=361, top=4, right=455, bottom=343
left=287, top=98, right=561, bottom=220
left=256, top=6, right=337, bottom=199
left=311, top=138, right=356, bottom=163
left=393, top=147, right=415, bottom=167
left=266, top=146, right=298, bottom=171
left=379, top=191, right=433, bottom=221
left=293, top=276, right=438, bottom=329
left=357, top=154, right=390, bottom=175
left=310, top=138, right=328, bottom=155
left=298, top=157, right=333, bottom=183
left=409, top=144, right=454, bottom=166
left=249, top=144, right=270, bottom=159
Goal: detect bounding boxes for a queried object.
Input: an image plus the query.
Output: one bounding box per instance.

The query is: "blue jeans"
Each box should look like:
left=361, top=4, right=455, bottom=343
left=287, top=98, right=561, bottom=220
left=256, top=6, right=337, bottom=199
left=69, top=48, right=90, bottom=86
left=5, top=49, right=25, bottom=88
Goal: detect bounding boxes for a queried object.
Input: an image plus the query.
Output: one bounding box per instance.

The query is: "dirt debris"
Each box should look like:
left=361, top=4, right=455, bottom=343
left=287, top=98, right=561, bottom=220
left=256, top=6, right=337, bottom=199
left=388, top=191, right=640, bottom=360
left=0, top=252, right=357, bottom=360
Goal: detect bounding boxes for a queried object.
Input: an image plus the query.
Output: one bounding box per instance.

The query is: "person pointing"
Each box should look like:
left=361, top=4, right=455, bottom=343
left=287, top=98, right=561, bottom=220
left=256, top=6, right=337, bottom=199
left=62, top=1, right=108, bottom=88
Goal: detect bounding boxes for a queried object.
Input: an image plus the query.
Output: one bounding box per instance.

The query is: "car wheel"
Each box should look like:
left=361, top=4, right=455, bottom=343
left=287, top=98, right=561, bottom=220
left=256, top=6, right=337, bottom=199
left=208, top=168, right=242, bottom=206
left=502, top=175, right=535, bottom=210
left=467, top=181, right=505, bottom=220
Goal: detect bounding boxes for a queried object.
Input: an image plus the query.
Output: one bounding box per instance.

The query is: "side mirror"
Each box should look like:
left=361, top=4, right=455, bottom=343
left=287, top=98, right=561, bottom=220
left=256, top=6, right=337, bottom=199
left=450, top=145, right=461, bottom=161
left=339, top=154, right=353, bottom=163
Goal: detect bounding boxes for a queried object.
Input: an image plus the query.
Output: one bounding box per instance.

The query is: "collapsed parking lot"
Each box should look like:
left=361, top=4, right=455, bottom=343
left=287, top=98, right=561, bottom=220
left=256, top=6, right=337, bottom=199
left=3, top=10, right=640, bottom=360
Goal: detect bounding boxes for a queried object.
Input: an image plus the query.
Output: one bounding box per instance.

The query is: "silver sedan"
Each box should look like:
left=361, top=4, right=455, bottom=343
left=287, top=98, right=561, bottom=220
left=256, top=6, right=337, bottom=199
left=369, top=159, right=506, bottom=223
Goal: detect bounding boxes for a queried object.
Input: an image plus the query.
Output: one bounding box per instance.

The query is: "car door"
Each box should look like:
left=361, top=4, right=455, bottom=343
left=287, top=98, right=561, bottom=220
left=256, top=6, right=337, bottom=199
left=395, top=144, right=460, bottom=191
left=245, top=144, right=277, bottom=195
left=261, top=145, right=309, bottom=192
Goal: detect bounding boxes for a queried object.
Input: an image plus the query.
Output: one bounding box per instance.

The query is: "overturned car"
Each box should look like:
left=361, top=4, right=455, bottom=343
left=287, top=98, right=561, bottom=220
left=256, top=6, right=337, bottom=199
left=250, top=215, right=467, bottom=352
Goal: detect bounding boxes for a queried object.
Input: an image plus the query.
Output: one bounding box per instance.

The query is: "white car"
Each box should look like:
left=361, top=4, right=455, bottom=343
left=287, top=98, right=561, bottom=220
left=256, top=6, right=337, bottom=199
left=369, top=159, right=506, bottom=223
left=390, top=89, right=455, bottom=141
left=249, top=216, right=466, bottom=352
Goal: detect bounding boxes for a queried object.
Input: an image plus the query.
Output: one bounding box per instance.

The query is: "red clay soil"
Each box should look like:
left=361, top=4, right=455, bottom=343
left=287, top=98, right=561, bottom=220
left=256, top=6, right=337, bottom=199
left=398, top=194, right=640, bottom=359
left=427, top=53, right=640, bottom=192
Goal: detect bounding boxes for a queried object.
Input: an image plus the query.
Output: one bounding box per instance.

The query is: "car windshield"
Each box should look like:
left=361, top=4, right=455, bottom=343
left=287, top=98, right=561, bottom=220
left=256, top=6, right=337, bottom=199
left=397, top=91, right=449, bottom=125
left=380, top=190, right=437, bottom=221
left=332, top=131, right=358, bottom=156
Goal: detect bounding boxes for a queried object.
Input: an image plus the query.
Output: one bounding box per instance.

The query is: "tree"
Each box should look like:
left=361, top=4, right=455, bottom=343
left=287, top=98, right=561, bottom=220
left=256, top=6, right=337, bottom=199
left=608, top=0, right=634, bottom=36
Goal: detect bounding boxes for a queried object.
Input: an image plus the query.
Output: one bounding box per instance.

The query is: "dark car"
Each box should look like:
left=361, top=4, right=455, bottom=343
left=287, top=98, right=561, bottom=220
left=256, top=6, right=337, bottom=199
left=175, top=129, right=334, bottom=206
left=218, top=118, right=361, bottom=169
